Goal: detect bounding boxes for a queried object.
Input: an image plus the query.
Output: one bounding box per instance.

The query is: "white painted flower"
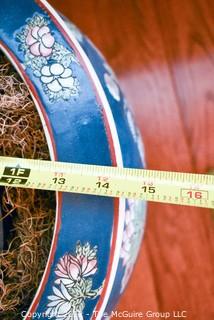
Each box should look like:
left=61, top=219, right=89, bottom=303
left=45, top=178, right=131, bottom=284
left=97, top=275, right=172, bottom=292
left=120, top=201, right=136, bottom=266
left=65, top=20, right=83, bottom=43
left=136, top=130, right=146, bottom=165
left=26, top=25, right=55, bottom=57
left=104, top=72, right=120, bottom=101
left=46, top=242, right=101, bottom=319
left=124, top=101, right=146, bottom=165
left=46, top=282, right=76, bottom=320
left=103, top=62, right=117, bottom=79
left=40, top=63, right=77, bottom=94
left=124, top=101, right=137, bottom=140
left=121, top=264, right=135, bottom=294
left=120, top=199, right=147, bottom=293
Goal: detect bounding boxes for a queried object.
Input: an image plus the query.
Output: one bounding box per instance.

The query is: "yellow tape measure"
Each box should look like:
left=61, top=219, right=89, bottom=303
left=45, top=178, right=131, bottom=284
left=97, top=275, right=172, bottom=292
left=0, top=156, right=213, bottom=209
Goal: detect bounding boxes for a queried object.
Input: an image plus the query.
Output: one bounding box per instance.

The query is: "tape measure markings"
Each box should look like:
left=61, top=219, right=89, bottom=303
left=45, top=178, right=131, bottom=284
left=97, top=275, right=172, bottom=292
left=0, top=156, right=213, bottom=209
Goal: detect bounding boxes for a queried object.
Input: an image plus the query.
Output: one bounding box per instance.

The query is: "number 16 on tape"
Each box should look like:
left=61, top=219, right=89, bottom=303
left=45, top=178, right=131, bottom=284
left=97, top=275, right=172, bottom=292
left=181, top=189, right=208, bottom=201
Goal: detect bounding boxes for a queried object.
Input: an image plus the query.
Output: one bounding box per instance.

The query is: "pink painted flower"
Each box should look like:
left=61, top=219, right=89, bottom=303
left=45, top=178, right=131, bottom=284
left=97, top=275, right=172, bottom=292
left=26, top=25, right=55, bottom=57
left=55, top=253, right=98, bottom=287
left=55, top=254, right=81, bottom=287
left=80, top=256, right=97, bottom=277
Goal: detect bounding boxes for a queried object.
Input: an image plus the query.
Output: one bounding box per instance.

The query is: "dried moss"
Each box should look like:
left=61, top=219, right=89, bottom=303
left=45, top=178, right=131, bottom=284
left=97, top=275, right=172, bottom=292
left=0, top=51, right=56, bottom=319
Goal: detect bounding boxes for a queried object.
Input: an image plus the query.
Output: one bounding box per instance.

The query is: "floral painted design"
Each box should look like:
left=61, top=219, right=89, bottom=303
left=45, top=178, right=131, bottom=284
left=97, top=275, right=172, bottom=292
left=124, top=100, right=146, bottom=165
left=39, top=63, right=78, bottom=98
left=120, top=199, right=147, bottom=293
left=64, top=19, right=84, bottom=43
left=104, top=72, right=120, bottom=101
left=16, top=14, right=79, bottom=102
left=46, top=242, right=102, bottom=320
left=26, top=25, right=55, bottom=57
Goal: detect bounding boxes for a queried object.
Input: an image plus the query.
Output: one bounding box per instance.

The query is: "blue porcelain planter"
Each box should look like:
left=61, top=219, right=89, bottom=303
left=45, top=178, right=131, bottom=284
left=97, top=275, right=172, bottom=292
left=0, top=1, right=147, bottom=319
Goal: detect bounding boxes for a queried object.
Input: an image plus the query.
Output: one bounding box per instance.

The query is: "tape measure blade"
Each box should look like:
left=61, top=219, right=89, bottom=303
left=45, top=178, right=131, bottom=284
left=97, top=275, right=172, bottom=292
left=0, top=156, right=213, bottom=209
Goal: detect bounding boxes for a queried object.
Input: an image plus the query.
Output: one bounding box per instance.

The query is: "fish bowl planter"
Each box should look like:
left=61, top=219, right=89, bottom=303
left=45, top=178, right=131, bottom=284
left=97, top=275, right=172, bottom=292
left=0, top=1, right=147, bottom=319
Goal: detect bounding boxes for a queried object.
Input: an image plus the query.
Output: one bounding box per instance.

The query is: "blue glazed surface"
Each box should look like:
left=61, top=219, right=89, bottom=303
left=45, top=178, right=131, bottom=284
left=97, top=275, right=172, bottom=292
left=64, top=20, right=147, bottom=317
left=0, top=1, right=146, bottom=319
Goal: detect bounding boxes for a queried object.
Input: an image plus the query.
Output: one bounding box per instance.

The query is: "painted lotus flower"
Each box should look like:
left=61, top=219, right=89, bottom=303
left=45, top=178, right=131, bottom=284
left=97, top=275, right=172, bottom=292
left=55, top=250, right=97, bottom=288
left=26, top=25, right=55, bottom=57
left=80, top=256, right=97, bottom=277
left=40, top=63, right=78, bottom=94
left=46, top=282, right=83, bottom=320
left=48, top=242, right=101, bottom=320
left=55, top=255, right=81, bottom=288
